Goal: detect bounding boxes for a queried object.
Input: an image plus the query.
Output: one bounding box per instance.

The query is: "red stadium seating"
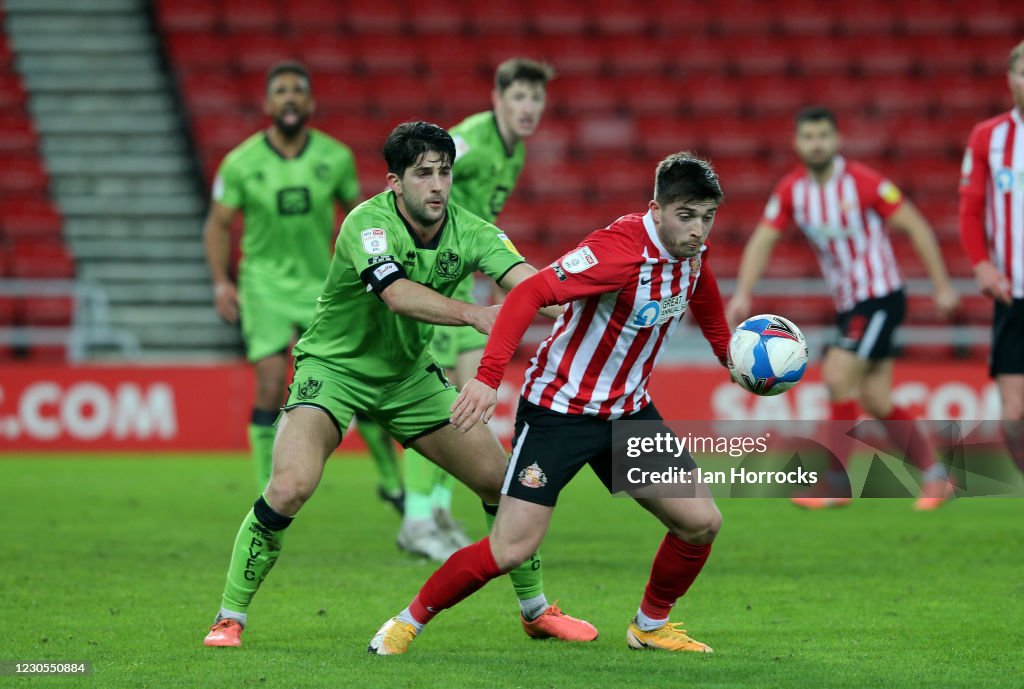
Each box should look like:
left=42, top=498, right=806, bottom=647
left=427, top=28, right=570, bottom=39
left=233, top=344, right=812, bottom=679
left=155, top=0, right=220, bottom=32
left=0, top=157, right=49, bottom=197
left=9, top=241, right=75, bottom=279
left=153, top=0, right=1019, bottom=344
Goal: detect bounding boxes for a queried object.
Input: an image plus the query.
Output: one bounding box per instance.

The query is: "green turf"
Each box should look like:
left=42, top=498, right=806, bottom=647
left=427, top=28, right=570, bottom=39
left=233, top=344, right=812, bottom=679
left=1, top=455, right=1021, bottom=688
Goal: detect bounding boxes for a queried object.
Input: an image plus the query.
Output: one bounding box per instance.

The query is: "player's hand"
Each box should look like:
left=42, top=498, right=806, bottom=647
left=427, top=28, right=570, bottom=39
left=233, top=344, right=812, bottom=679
left=466, top=304, right=501, bottom=335
left=213, top=281, right=240, bottom=323
left=973, top=261, right=1012, bottom=305
left=724, top=293, right=751, bottom=329
left=449, top=378, right=498, bottom=432
left=933, top=284, right=960, bottom=319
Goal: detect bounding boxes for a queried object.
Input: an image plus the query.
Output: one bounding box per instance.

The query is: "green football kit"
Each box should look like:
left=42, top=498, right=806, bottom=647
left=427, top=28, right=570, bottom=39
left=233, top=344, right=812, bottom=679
left=430, top=111, right=527, bottom=367
left=214, top=129, right=359, bottom=362
left=286, top=190, right=524, bottom=444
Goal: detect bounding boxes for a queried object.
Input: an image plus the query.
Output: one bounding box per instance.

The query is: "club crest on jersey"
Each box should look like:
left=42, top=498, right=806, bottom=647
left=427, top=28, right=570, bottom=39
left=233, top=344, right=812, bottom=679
left=296, top=377, right=322, bottom=401
left=435, top=250, right=462, bottom=280
left=995, top=167, right=1015, bottom=193
left=361, top=228, right=388, bottom=255
left=560, top=246, right=598, bottom=274
left=518, top=463, right=547, bottom=488
left=632, top=294, right=686, bottom=328
left=689, top=256, right=701, bottom=274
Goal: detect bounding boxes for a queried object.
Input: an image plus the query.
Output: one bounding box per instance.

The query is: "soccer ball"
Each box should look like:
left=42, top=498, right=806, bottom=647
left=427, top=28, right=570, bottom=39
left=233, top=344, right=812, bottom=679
left=727, top=314, right=808, bottom=396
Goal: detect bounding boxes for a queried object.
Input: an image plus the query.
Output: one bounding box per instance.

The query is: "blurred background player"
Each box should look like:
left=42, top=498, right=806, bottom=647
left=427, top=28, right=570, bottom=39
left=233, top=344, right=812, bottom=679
left=202, top=61, right=403, bottom=507
left=370, top=152, right=730, bottom=656
left=725, top=106, right=960, bottom=510
left=398, top=58, right=556, bottom=559
left=203, top=121, right=594, bottom=648
left=959, top=39, right=1024, bottom=475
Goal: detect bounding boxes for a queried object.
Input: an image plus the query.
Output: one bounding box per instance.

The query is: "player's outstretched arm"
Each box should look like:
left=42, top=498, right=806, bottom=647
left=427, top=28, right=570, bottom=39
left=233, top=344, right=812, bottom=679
left=724, top=222, right=781, bottom=328
left=449, top=378, right=498, bottom=431
left=202, top=201, right=240, bottom=323
left=497, top=263, right=564, bottom=319
left=889, top=202, right=960, bottom=318
left=380, top=278, right=500, bottom=333
left=689, top=259, right=731, bottom=366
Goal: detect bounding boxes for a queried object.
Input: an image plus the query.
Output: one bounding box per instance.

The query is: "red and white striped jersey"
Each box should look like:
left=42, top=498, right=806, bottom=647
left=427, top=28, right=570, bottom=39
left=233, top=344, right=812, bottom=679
left=762, top=156, right=905, bottom=312
left=518, top=211, right=728, bottom=419
left=959, top=108, right=1024, bottom=298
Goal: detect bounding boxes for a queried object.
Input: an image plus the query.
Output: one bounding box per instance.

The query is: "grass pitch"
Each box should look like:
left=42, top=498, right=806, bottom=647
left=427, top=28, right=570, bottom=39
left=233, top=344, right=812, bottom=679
left=2, top=454, right=1022, bottom=688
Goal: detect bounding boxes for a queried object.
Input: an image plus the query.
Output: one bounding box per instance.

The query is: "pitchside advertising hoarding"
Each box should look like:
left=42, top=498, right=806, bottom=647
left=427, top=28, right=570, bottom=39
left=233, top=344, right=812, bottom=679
left=0, top=362, right=1003, bottom=451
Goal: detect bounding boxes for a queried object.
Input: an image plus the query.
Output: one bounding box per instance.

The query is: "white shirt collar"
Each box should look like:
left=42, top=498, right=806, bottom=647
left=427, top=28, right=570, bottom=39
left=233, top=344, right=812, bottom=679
left=1013, top=108, right=1023, bottom=127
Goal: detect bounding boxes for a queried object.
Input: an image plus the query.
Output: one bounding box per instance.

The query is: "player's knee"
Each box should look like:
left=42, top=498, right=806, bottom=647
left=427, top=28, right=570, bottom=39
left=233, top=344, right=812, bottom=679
left=672, top=507, right=722, bottom=545
left=264, top=472, right=316, bottom=513
left=860, top=396, right=890, bottom=419
left=490, top=539, right=534, bottom=572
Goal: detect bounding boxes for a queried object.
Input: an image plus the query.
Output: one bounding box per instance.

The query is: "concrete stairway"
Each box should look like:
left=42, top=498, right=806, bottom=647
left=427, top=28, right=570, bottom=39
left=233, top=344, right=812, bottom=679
left=5, top=0, right=241, bottom=359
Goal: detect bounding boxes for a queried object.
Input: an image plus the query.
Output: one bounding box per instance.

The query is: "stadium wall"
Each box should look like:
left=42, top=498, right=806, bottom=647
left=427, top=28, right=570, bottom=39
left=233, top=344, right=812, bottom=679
left=0, top=362, right=1000, bottom=451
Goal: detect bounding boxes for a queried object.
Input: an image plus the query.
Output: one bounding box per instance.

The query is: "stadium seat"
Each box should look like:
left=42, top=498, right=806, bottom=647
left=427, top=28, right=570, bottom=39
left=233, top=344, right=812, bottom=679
left=575, top=117, right=637, bottom=159
left=604, top=35, right=669, bottom=77
left=837, top=0, right=900, bottom=35
left=0, top=73, right=27, bottom=111
left=518, top=161, right=588, bottom=201
left=0, top=199, right=62, bottom=240
left=469, top=4, right=531, bottom=35
left=589, top=0, right=650, bottom=35
left=777, top=2, right=837, bottom=36
left=352, top=35, right=425, bottom=76
left=154, top=0, right=220, bottom=32
left=536, top=36, right=605, bottom=77
left=527, top=0, right=590, bottom=35
left=898, top=1, right=959, bottom=36
left=623, top=75, right=683, bottom=117
left=730, top=39, right=793, bottom=77
left=229, top=33, right=298, bottom=73
left=851, top=37, right=918, bottom=77
left=221, top=0, right=283, bottom=32
left=177, top=72, right=244, bottom=114
left=347, top=0, right=410, bottom=33
left=709, top=0, right=779, bottom=35
left=283, top=0, right=347, bottom=31
left=163, top=32, right=235, bottom=71
left=0, top=297, right=16, bottom=325
left=550, top=75, right=620, bottom=115
left=634, top=116, right=706, bottom=160
left=293, top=32, right=358, bottom=73
left=0, top=157, right=49, bottom=197
left=24, top=344, right=69, bottom=362
left=9, top=241, right=75, bottom=279
left=407, top=0, right=468, bottom=35
left=19, top=296, right=74, bottom=327
left=366, top=75, right=437, bottom=121
left=681, top=76, right=746, bottom=117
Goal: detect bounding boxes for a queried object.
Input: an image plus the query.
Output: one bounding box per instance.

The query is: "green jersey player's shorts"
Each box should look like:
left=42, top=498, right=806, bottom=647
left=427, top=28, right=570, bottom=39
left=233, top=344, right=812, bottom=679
left=429, top=276, right=489, bottom=370
left=283, top=355, right=455, bottom=447
left=241, top=292, right=315, bottom=363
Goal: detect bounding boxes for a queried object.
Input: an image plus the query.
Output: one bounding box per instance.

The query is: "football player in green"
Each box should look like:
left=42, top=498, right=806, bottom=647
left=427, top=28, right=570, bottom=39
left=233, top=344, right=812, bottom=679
left=203, top=61, right=403, bottom=510
left=399, top=58, right=555, bottom=568
left=203, top=121, right=596, bottom=648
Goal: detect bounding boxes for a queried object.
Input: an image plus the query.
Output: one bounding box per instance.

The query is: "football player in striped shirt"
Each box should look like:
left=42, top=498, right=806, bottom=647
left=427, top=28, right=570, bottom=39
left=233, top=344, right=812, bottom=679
left=370, top=152, right=732, bottom=655
left=959, top=39, right=1024, bottom=475
left=726, top=107, right=960, bottom=510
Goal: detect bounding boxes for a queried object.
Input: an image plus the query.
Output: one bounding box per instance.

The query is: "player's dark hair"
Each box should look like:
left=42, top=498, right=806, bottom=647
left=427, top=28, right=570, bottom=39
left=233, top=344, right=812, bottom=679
left=795, top=106, right=838, bottom=130
left=654, top=152, right=723, bottom=206
left=495, top=57, right=556, bottom=92
left=383, top=121, right=456, bottom=175
left=266, top=60, right=311, bottom=93
left=1009, top=39, right=1024, bottom=71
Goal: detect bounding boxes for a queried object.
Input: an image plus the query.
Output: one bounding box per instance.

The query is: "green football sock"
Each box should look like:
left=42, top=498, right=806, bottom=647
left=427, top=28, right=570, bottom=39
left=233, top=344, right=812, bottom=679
left=221, top=497, right=292, bottom=613
left=431, top=465, right=457, bottom=511
left=247, top=423, right=275, bottom=491
left=403, top=448, right=436, bottom=520
left=356, top=417, right=402, bottom=494
left=484, top=507, right=544, bottom=601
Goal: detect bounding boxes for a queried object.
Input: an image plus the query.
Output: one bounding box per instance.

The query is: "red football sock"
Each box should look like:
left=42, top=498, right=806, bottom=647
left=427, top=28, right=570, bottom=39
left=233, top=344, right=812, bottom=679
left=883, top=405, right=935, bottom=471
left=409, top=537, right=502, bottom=625
left=639, top=533, right=712, bottom=620
left=826, top=399, right=860, bottom=471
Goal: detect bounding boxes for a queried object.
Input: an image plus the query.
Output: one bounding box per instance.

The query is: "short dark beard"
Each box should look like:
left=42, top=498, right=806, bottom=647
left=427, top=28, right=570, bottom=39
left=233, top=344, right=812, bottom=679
left=274, top=115, right=307, bottom=140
